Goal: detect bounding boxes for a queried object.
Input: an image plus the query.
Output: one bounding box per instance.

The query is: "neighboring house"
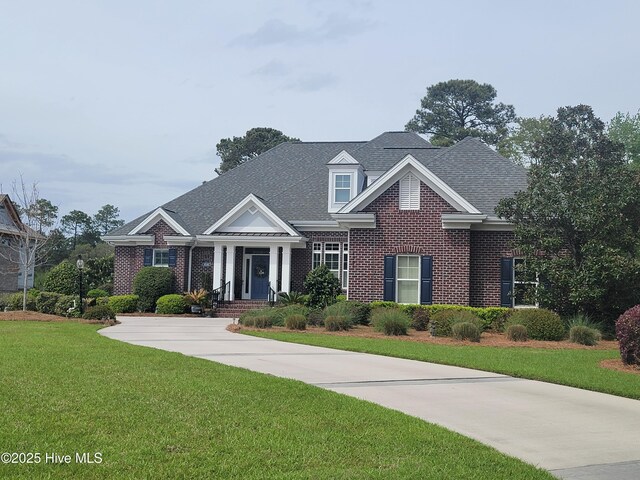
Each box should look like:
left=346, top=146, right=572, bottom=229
left=0, top=194, right=34, bottom=292
left=104, top=132, right=531, bottom=307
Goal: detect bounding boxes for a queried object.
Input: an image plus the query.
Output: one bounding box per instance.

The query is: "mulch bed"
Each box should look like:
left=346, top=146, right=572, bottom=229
left=600, top=359, right=640, bottom=375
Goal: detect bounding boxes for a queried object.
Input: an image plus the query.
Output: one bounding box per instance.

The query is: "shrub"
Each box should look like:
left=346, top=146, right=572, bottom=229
left=506, top=309, right=565, bottom=341
left=239, top=305, right=307, bottom=327
left=452, top=322, right=481, bottom=342
left=54, top=294, right=81, bottom=317
left=133, top=267, right=175, bottom=312
left=184, top=288, right=209, bottom=306
left=82, top=305, right=116, bottom=322
left=429, top=310, right=483, bottom=337
left=324, top=315, right=351, bottom=331
left=323, top=302, right=355, bottom=324
left=43, top=260, right=80, bottom=295
left=0, top=293, right=10, bottom=311
left=36, top=291, right=62, bottom=314
left=253, top=315, right=272, bottom=329
left=87, top=288, right=109, bottom=298
left=8, top=291, right=38, bottom=311
left=108, top=294, right=138, bottom=313
left=371, top=308, right=410, bottom=336
left=564, top=314, right=603, bottom=333
left=307, top=309, right=324, bottom=327
left=569, top=325, right=601, bottom=346
left=615, top=305, right=640, bottom=366
left=506, top=324, right=528, bottom=342
left=96, top=296, right=110, bottom=306
left=411, top=309, right=429, bottom=331
left=347, top=301, right=371, bottom=326
left=277, top=291, right=306, bottom=306
left=304, top=264, right=342, bottom=309
left=156, top=294, right=187, bottom=314
left=285, top=314, right=307, bottom=330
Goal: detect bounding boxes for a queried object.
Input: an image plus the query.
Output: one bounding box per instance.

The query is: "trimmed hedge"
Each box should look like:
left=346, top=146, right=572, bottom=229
left=370, top=302, right=512, bottom=331
left=82, top=305, right=116, bottom=321
left=35, top=291, right=62, bottom=314
left=108, top=295, right=139, bottom=313
left=616, top=305, right=640, bottom=366
left=133, top=267, right=175, bottom=312
left=87, top=288, right=109, bottom=298
left=7, top=291, right=38, bottom=311
left=505, top=308, right=565, bottom=341
left=54, top=295, right=81, bottom=317
left=156, top=294, right=187, bottom=314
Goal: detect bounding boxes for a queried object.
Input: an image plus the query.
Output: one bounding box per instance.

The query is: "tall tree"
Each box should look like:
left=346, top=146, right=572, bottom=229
left=18, top=198, right=59, bottom=234
left=215, top=127, right=299, bottom=175
left=61, top=210, right=92, bottom=250
left=496, top=105, right=640, bottom=323
left=608, top=111, right=640, bottom=169
left=93, top=204, right=125, bottom=235
left=406, top=79, right=516, bottom=148
left=498, top=116, right=552, bottom=167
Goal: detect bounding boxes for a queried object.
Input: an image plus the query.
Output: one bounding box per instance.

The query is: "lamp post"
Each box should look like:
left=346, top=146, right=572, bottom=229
left=76, top=255, right=85, bottom=314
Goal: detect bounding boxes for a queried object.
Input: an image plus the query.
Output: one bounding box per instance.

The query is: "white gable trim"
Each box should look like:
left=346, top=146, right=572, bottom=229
left=327, top=150, right=359, bottom=165
left=203, top=194, right=299, bottom=236
left=338, top=154, right=481, bottom=214
left=129, top=208, right=190, bottom=236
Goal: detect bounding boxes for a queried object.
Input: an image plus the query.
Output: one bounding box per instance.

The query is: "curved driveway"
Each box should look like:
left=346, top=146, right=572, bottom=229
left=100, top=316, right=640, bottom=480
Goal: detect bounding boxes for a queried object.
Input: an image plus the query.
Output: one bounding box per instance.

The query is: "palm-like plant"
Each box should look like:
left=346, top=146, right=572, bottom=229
left=184, top=288, right=209, bottom=307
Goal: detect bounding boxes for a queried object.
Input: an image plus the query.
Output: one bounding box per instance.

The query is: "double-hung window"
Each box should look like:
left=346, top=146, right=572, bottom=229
left=311, top=242, right=349, bottom=290
left=334, top=174, right=351, bottom=203
left=153, top=249, right=170, bottom=267
left=396, top=255, right=420, bottom=304
left=324, top=243, right=340, bottom=278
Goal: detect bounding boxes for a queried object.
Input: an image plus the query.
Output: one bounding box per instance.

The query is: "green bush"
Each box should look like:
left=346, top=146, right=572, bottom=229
left=7, top=291, right=38, bottom=311
left=506, top=309, right=565, bottom=341
left=87, top=288, right=109, bottom=298
left=452, top=322, right=481, bottom=342
left=429, top=310, right=483, bottom=337
left=133, top=267, right=175, bottom=312
left=43, top=260, right=80, bottom=295
left=284, top=314, right=307, bottom=330
left=307, top=309, right=324, bottom=327
left=0, top=293, right=10, bottom=310
left=253, top=315, right=272, bottom=329
left=82, top=305, right=116, bottom=322
left=304, top=264, right=342, bottom=309
left=323, top=302, right=355, bottom=323
left=569, top=325, right=601, bottom=346
left=156, top=294, right=187, bottom=314
left=277, top=291, right=306, bottom=306
left=347, top=301, right=371, bottom=326
left=239, top=305, right=307, bottom=327
left=54, top=295, right=81, bottom=317
left=96, top=296, right=110, bottom=306
left=506, top=324, right=528, bottom=342
left=564, top=314, right=603, bottom=333
left=36, top=291, right=62, bottom=314
left=108, top=294, right=138, bottom=313
left=371, top=308, right=410, bottom=336
left=324, top=315, right=351, bottom=331
left=411, top=309, right=429, bottom=331
left=239, top=314, right=255, bottom=327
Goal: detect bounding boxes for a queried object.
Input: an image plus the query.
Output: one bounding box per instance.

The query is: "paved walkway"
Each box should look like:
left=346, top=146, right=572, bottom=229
left=100, top=317, right=640, bottom=480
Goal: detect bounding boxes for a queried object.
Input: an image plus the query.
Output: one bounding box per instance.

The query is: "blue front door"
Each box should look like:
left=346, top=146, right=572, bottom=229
left=251, top=255, right=270, bottom=299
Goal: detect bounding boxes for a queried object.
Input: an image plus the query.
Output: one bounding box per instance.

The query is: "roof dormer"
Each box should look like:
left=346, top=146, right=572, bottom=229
left=327, top=150, right=365, bottom=213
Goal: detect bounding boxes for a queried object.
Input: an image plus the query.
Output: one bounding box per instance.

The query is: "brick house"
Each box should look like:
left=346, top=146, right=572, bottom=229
left=0, top=194, right=35, bottom=292
left=104, top=132, right=531, bottom=308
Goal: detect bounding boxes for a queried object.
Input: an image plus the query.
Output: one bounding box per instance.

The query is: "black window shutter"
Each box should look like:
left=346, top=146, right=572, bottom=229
left=420, top=256, right=433, bottom=305
left=143, top=248, right=153, bottom=266
left=383, top=255, right=396, bottom=301
left=500, top=257, right=513, bottom=307
left=168, top=248, right=177, bottom=267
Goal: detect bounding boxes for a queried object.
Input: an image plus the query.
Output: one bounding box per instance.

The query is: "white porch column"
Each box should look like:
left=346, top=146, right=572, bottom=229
left=281, top=244, right=291, bottom=294
left=225, top=245, right=235, bottom=301
left=268, top=245, right=279, bottom=293
left=212, top=242, right=223, bottom=290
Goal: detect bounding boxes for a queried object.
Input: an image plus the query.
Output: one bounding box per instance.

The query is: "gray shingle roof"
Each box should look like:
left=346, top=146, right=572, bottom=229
left=110, top=132, right=527, bottom=236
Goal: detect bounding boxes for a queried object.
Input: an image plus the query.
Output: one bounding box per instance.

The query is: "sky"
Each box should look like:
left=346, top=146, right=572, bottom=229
left=1, top=0, right=639, bottom=224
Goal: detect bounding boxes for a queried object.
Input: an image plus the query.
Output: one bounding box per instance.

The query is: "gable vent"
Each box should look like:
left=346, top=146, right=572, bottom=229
left=399, top=172, right=420, bottom=210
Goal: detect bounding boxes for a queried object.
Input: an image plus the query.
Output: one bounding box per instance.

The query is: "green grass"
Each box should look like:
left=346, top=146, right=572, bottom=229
left=244, top=331, right=640, bottom=400
left=0, top=321, right=552, bottom=479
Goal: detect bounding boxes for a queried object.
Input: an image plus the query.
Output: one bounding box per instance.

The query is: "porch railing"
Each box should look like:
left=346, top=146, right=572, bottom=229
left=268, top=282, right=277, bottom=306
left=212, top=281, right=230, bottom=308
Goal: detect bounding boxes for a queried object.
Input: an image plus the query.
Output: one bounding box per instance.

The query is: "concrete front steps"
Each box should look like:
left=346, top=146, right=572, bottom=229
left=213, top=300, right=269, bottom=319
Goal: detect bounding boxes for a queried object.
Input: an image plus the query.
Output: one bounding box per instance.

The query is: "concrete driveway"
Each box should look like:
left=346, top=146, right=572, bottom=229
left=100, top=316, right=640, bottom=480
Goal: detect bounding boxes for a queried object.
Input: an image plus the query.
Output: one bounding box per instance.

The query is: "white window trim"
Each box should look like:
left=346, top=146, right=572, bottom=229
left=328, top=170, right=359, bottom=213
left=342, top=242, right=348, bottom=290
left=311, top=242, right=348, bottom=290
left=396, top=255, right=421, bottom=305
left=513, top=258, right=539, bottom=308
left=153, top=248, right=170, bottom=267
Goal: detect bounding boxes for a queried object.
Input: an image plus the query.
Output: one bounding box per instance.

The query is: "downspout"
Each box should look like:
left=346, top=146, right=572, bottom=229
left=187, top=238, right=197, bottom=291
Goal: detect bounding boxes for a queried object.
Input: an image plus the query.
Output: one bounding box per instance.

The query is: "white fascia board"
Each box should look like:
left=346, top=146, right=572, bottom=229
left=196, top=234, right=307, bottom=245
left=290, top=220, right=346, bottom=232
left=129, top=208, right=190, bottom=236
left=203, top=194, right=298, bottom=236
left=101, top=235, right=155, bottom=246
left=327, top=150, right=359, bottom=165
left=441, top=214, right=486, bottom=229
left=339, top=155, right=481, bottom=214
left=331, top=213, right=376, bottom=229
left=164, top=235, right=197, bottom=246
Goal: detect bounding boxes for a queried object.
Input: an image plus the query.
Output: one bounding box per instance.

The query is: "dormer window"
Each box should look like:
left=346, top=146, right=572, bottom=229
left=334, top=174, right=352, bottom=203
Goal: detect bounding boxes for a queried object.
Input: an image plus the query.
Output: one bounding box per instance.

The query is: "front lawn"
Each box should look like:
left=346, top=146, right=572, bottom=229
left=0, top=321, right=552, bottom=479
left=243, top=330, right=640, bottom=400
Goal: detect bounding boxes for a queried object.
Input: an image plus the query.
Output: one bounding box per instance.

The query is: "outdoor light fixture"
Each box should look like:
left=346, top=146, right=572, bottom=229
left=76, top=255, right=84, bottom=314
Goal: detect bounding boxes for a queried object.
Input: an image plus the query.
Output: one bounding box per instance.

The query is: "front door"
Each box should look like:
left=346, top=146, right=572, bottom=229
left=251, top=255, right=270, bottom=299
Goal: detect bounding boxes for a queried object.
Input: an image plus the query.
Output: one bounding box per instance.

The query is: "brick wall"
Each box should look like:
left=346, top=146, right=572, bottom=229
left=291, top=231, right=348, bottom=293
left=113, top=220, right=189, bottom=294
left=349, top=181, right=471, bottom=305
left=469, top=230, right=516, bottom=307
